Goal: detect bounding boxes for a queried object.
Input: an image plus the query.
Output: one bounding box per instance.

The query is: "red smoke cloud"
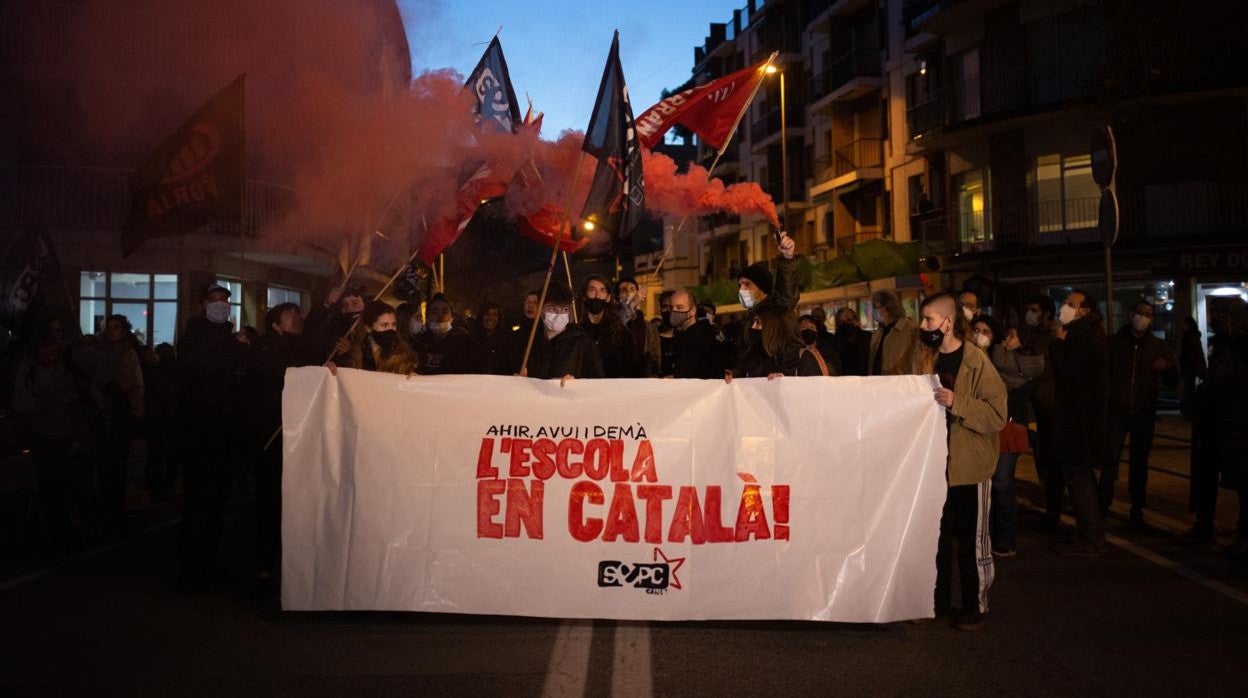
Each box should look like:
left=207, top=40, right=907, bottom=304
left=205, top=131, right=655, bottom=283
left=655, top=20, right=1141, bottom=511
left=642, top=151, right=780, bottom=228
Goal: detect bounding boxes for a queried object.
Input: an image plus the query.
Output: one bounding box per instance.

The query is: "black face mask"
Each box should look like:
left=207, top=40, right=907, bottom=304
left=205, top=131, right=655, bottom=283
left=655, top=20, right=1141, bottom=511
left=584, top=298, right=607, bottom=315
left=800, top=329, right=819, bottom=345
left=661, top=310, right=673, bottom=327
left=919, top=327, right=945, bottom=348
left=372, top=329, right=399, bottom=354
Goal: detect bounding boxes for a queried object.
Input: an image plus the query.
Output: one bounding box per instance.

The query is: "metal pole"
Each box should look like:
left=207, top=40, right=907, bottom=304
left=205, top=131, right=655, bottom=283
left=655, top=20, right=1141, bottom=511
left=779, top=69, right=789, bottom=231
left=1104, top=243, right=1115, bottom=332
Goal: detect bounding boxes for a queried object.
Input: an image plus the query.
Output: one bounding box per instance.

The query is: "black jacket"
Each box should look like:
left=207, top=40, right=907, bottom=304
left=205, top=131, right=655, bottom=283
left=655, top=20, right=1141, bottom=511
left=413, top=327, right=483, bottom=375
left=1108, top=325, right=1176, bottom=414
left=243, top=332, right=321, bottom=441
left=177, top=315, right=246, bottom=432
left=528, top=325, right=604, bottom=379
left=735, top=341, right=825, bottom=378
left=737, top=256, right=799, bottom=364
left=581, top=317, right=640, bottom=378
left=1050, top=314, right=1108, bottom=467
left=473, top=327, right=512, bottom=375
left=671, top=321, right=727, bottom=379
left=832, top=326, right=871, bottom=376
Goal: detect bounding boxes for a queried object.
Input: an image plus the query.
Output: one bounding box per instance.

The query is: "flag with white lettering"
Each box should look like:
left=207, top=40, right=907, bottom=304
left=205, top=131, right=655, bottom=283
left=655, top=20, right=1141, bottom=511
left=579, top=31, right=644, bottom=256
left=634, top=60, right=770, bottom=151
left=466, top=37, right=522, bottom=133
left=0, top=226, right=61, bottom=336
left=121, top=75, right=245, bottom=256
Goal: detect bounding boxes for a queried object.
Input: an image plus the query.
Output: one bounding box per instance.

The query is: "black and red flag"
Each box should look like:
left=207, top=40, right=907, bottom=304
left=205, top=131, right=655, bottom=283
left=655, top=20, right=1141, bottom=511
left=466, top=36, right=522, bottom=133
left=121, top=75, right=245, bottom=256
left=0, top=226, right=61, bottom=337
left=579, top=31, right=644, bottom=256
left=634, top=59, right=772, bottom=151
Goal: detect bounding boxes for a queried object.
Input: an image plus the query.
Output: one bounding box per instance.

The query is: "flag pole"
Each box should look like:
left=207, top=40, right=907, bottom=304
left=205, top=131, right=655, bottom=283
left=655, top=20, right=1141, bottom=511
left=647, top=52, right=779, bottom=285
left=520, top=152, right=587, bottom=376
left=562, top=250, right=578, bottom=323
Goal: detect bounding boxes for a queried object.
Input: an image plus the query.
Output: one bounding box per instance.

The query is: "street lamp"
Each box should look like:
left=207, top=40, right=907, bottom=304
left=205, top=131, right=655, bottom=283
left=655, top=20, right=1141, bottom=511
left=765, top=63, right=788, bottom=229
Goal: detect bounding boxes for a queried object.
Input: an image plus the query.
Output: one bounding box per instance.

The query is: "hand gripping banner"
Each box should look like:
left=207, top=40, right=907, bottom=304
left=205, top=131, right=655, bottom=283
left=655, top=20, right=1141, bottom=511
left=281, top=369, right=948, bottom=622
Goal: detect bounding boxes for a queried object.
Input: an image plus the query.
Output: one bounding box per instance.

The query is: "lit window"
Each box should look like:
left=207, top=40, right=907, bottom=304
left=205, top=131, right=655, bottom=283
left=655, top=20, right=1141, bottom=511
left=267, top=285, right=306, bottom=311
left=79, top=272, right=179, bottom=346
left=1035, top=153, right=1098, bottom=234
left=215, top=278, right=244, bottom=329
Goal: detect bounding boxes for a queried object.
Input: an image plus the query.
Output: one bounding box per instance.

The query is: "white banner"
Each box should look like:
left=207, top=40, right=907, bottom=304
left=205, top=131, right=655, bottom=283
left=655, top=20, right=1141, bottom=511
left=281, top=368, right=948, bottom=622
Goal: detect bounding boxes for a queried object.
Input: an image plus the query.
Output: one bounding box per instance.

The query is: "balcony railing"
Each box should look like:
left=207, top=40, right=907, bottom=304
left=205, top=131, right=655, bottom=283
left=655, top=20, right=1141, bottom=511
left=834, top=138, right=884, bottom=177
left=1, top=165, right=296, bottom=236
left=809, top=48, right=882, bottom=102
left=906, top=96, right=945, bottom=140
left=749, top=103, right=806, bottom=144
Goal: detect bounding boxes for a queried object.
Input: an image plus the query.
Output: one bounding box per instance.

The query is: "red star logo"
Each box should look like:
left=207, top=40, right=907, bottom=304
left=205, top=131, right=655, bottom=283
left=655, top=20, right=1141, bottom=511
left=654, top=547, right=685, bottom=590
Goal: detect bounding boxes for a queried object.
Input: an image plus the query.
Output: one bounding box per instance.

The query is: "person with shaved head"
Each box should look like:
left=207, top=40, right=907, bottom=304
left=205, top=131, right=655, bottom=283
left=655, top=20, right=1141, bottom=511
left=913, top=292, right=1007, bottom=631
left=666, top=290, right=727, bottom=379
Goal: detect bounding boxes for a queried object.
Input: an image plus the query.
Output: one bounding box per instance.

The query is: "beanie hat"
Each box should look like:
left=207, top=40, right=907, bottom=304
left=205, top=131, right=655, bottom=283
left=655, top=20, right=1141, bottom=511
left=738, top=262, right=773, bottom=297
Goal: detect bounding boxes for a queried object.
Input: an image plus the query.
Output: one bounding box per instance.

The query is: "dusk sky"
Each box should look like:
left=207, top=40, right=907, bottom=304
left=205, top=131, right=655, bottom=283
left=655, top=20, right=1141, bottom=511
left=401, top=0, right=743, bottom=137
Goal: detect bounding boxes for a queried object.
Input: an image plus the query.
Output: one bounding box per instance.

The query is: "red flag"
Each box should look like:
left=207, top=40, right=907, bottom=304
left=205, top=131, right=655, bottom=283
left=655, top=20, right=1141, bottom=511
left=635, top=60, right=770, bottom=151
left=517, top=204, right=589, bottom=253
left=416, top=163, right=509, bottom=264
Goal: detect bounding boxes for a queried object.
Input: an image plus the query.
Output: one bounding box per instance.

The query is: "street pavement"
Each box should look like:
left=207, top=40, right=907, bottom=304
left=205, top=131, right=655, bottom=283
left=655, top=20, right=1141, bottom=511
left=3, top=414, right=1246, bottom=696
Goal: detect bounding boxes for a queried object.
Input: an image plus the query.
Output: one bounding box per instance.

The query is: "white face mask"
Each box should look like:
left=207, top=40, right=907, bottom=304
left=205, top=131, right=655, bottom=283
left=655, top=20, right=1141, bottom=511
left=975, top=333, right=991, bottom=349
left=739, top=289, right=755, bottom=309
left=618, top=291, right=637, bottom=308
left=206, top=301, right=230, bottom=324
left=1058, top=304, right=1079, bottom=326
left=430, top=320, right=453, bottom=334
left=1024, top=310, right=1041, bottom=327
left=1132, top=313, right=1153, bottom=333
left=543, top=311, right=570, bottom=335
left=409, top=319, right=424, bottom=336
left=963, top=306, right=976, bottom=322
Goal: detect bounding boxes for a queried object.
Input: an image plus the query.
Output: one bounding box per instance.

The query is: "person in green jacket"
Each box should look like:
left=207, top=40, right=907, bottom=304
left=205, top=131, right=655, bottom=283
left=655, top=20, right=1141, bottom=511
left=913, top=292, right=1008, bottom=631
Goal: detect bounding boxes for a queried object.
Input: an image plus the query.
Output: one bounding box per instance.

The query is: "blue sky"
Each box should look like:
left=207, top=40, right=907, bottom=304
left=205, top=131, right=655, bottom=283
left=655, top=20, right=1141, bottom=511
left=400, top=1, right=743, bottom=136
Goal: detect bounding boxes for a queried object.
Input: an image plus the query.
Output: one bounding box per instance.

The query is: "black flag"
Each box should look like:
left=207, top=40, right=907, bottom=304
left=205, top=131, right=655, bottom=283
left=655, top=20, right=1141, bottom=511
left=0, top=226, right=61, bottom=336
left=121, top=75, right=245, bottom=256
left=466, top=37, right=521, bottom=133
left=579, top=31, right=644, bottom=257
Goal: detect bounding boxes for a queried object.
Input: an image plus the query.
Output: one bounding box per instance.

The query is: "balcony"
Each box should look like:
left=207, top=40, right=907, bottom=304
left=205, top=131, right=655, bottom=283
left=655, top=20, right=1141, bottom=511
left=807, top=0, right=877, bottom=32
left=906, top=96, right=945, bottom=142
left=808, top=48, right=882, bottom=108
left=902, top=0, right=1007, bottom=38
left=834, top=231, right=884, bottom=256
left=811, top=138, right=884, bottom=195
left=1, top=165, right=296, bottom=237
left=749, top=104, right=806, bottom=149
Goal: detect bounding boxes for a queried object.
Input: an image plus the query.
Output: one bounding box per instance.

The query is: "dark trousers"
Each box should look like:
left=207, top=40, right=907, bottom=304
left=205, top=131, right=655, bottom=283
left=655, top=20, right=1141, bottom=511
left=31, top=435, right=75, bottom=550
left=990, top=453, right=1020, bottom=550
left=255, top=439, right=283, bottom=576
left=144, top=414, right=178, bottom=492
left=96, top=418, right=133, bottom=530
left=1102, top=409, right=1156, bottom=514
left=1065, top=463, right=1105, bottom=546
left=1034, top=409, right=1064, bottom=518
left=935, top=481, right=994, bottom=615
left=178, top=441, right=232, bottom=589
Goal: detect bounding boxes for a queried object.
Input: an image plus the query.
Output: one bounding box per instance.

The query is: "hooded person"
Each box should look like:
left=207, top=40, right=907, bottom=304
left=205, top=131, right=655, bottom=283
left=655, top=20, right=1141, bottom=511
left=522, top=282, right=604, bottom=381
left=732, top=231, right=799, bottom=374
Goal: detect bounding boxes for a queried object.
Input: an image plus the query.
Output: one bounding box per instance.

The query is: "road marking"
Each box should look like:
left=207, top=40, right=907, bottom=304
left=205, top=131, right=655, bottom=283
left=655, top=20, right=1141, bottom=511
left=541, top=619, right=594, bottom=698
left=610, top=622, right=653, bottom=698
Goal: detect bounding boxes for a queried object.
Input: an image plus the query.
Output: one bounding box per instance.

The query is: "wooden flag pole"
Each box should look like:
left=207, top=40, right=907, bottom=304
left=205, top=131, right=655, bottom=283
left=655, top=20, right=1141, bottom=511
left=520, top=151, right=587, bottom=376
left=562, top=249, right=578, bottom=323
left=647, top=52, right=779, bottom=285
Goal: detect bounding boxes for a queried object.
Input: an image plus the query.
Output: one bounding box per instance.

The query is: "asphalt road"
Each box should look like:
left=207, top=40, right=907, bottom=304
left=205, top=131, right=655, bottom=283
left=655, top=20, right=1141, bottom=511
left=3, top=415, right=1246, bottom=696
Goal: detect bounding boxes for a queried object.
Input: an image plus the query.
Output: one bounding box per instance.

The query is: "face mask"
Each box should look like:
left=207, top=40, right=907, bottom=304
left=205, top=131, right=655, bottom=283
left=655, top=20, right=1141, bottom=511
left=920, top=319, right=947, bottom=348
left=372, top=329, right=399, bottom=353
left=739, top=289, right=755, bottom=309
left=1024, top=310, right=1040, bottom=327
left=543, top=311, right=570, bottom=335
left=618, top=291, right=637, bottom=308
left=409, top=319, right=424, bottom=336
left=206, top=301, right=230, bottom=324
left=430, top=320, right=453, bottom=334
left=584, top=298, right=607, bottom=315
left=963, top=306, right=976, bottom=322
left=1058, top=305, right=1078, bottom=326
left=975, top=333, right=991, bottom=349
left=800, top=329, right=819, bottom=345
left=618, top=306, right=635, bottom=324
left=669, top=310, right=691, bottom=327
left=1132, top=314, right=1153, bottom=333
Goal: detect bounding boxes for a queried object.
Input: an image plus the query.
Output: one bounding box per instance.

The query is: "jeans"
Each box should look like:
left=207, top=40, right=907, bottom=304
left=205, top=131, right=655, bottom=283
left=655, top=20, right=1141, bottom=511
left=1102, top=409, right=1156, bottom=515
left=991, top=453, right=1020, bottom=550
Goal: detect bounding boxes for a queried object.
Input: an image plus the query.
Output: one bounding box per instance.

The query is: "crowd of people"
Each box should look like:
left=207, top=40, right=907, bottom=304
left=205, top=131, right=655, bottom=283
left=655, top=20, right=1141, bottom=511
left=6, top=231, right=1245, bottom=628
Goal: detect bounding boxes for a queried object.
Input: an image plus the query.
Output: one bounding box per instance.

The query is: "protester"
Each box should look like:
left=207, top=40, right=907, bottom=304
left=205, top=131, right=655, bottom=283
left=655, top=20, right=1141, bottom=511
left=580, top=275, right=639, bottom=377
left=1021, top=293, right=1062, bottom=528
left=235, top=326, right=258, bottom=346
left=411, top=294, right=481, bottom=375
left=618, top=277, right=661, bottom=376
left=868, top=289, right=919, bottom=376
left=12, top=336, right=88, bottom=552
left=799, top=314, right=841, bottom=376
left=667, top=291, right=726, bottom=379
left=330, top=300, right=419, bottom=375
left=914, top=293, right=1006, bottom=630
left=1177, top=316, right=1206, bottom=418
left=976, top=315, right=1043, bottom=557
left=1050, top=290, right=1108, bottom=557
left=245, top=301, right=319, bottom=587
left=141, top=341, right=178, bottom=501
left=91, top=314, right=145, bottom=533
left=306, top=284, right=366, bottom=360
left=472, top=301, right=512, bottom=375
left=1182, top=298, right=1248, bottom=553
left=1105, top=300, right=1176, bottom=526
left=733, top=231, right=799, bottom=370
left=522, top=283, right=603, bottom=381
left=395, top=301, right=423, bottom=347
left=177, top=281, right=247, bottom=591
left=733, top=305, right=829, bottom=379
left=505, top=289, right=542, bottom=374
left=959, top=291, right=981, bottom=322
left=832, top=307, right=872, bottom=376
